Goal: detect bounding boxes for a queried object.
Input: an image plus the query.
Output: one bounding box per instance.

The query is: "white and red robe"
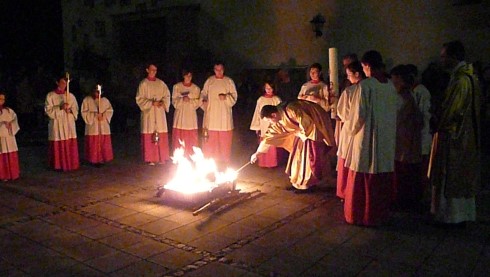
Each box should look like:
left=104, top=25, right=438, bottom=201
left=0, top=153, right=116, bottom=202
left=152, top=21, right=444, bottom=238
left=81, top=96, right=114, bottom=164
left=136, top=77, right=171, bottom=163
left=298, top=80, right=336, bottom=116
left=45, top=90, right=79, bottom=171
left=336, top=84, right=357, bottom=199
left=342, top=76, right=398, bottom=226
left=171, top=82, right=201, bottom=156
left=250, top=95, right=281, bottom=168
left=0, top=107, right=20, bottom=180
left=200, top=75, right=237, bottom=163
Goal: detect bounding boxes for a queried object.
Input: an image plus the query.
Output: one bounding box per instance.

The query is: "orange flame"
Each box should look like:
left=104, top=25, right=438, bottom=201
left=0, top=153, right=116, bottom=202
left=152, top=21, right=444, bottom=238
left=164, top=147, right=237, bottom=194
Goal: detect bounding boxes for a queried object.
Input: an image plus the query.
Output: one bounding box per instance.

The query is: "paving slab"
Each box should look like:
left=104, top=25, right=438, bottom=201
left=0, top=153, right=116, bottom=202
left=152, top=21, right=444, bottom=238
left=0, top=129, right=488, bottom=276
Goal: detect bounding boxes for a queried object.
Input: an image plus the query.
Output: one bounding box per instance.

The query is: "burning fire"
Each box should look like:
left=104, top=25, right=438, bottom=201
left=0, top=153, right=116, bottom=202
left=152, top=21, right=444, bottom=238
left=164, top=146, right=238, bottom=194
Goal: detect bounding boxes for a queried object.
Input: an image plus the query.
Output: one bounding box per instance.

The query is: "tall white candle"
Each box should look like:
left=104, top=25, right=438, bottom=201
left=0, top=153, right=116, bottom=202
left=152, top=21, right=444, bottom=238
left=97, top=84, right=102, bottom=112
left=328, top=48, right=338, bottom=98
left=65, top=72, right=70, bottom=103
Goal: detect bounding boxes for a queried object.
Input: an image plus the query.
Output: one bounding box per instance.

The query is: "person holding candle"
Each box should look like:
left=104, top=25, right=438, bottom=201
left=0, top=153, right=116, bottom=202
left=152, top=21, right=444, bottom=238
left=81, top=84, right=114, bottom=166
left=136, top=64, right=171, bottom=165
left=44, top=75, right=80, bottom=171
left=171, top=69, right=201, bottom=156
left=0, top=92, right=20, bottom=181
left=200, top=61, right=237, bottom=164
left=250, top=81, right=282, bottom=168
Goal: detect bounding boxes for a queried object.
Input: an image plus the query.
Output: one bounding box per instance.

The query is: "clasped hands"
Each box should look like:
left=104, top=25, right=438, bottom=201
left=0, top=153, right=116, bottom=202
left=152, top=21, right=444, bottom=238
left=61, top=103, right=72, bottom=113
left=218, top=93, right=228, bottom=101
left=0, top=121, right=11, bottom=129
left=152, top=100, right=164, bottom=107
left=97, top=113, right=104, bottom=121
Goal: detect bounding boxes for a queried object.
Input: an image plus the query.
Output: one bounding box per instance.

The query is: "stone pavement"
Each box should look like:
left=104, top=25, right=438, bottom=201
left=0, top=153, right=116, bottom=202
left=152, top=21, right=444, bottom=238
left=1, top=128, right=489, bottom=277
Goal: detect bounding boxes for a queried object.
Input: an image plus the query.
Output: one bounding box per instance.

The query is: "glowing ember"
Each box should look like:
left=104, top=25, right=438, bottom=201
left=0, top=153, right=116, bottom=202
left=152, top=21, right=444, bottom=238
left=164, top=146, right=238, bottom=194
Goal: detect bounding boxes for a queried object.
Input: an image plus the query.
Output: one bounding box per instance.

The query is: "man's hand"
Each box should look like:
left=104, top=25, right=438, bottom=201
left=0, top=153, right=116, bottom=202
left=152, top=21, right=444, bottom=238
left=183, top=96, right=190, bottom=102
left=250, top=153, right=258, bottom=164
left=219, top=94, right=227, bottom=101
left=97, top=113, right=104, bottom=121
left=297, top=131, right=308, bottom=142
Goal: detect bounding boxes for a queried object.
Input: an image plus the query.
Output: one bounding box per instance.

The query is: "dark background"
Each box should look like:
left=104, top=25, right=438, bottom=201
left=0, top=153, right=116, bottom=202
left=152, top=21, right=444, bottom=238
left=0, top=0, right=63, bottom=76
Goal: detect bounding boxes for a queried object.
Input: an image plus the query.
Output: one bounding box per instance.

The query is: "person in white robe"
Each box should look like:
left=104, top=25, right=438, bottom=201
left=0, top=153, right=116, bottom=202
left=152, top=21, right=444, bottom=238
left=200, top=62, right=237, bottom=164
left=0, top=93, right=20, bottom=181
left=81, top=85, right=114, bottom=166
left=336, top=61, right=365, bottom=200
left=250, top=82, right=282, bottom=168
left=298, top=63, right=337, bottom=117
left=136, top=64, right=171, bottom=165
left=342, top=51, right=398, bottom=226
left=172, top=69, right=201, bottom=156
left=45, top=76, right=79, bottom=171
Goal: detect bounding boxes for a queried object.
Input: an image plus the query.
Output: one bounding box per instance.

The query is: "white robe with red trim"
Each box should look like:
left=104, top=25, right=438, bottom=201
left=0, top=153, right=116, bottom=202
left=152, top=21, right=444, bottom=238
left=45, top=91, right=79, bottom=141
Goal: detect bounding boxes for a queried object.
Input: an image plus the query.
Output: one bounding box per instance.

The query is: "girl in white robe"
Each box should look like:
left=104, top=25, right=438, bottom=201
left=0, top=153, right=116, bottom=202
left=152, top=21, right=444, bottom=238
left=172, top=70, right=201, bottom=156
left=250, top=82, right=281, bottom=168
left=336, top=62, right=365, bottom=199
left=0, top=93, right=20, bottom=181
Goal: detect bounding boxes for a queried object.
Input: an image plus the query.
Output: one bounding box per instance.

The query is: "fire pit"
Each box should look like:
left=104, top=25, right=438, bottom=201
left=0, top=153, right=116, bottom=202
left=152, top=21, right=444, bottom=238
left=161, top=180, right=236, bottom=204
left=156, top=146, right=260, bottom=215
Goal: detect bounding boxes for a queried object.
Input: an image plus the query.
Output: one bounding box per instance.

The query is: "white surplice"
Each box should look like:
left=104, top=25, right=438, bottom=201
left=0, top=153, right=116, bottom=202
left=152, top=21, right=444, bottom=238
left=136, top=78, right=171, bottom=134
left=172, top=82, right=201, bottom=130
left=45, top=91, right=79, bottom=141
left=201, top=76, right=237, bottom=131
left=81, top=96, right=113, bottom=135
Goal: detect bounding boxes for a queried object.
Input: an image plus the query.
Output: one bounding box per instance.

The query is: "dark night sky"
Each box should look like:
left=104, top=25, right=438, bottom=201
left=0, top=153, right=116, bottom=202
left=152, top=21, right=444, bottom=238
left=0, top=0, right=63, bottom=76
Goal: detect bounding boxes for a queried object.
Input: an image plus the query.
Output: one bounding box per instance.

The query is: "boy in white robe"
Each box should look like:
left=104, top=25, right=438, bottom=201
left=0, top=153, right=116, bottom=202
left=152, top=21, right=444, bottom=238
left=81, top=85, right=114, bottom=166
left=200, top=62, right=237, bottom=163
left=136, top=64, right=171, bottom=165
left=342, top=51, right=398, bottom=226
left=45, top=76, right=79, bottom=171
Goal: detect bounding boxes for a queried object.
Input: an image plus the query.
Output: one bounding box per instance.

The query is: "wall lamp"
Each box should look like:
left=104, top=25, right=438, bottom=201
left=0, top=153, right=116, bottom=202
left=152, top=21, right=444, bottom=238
left=310, top=13, right=326, bottom=37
